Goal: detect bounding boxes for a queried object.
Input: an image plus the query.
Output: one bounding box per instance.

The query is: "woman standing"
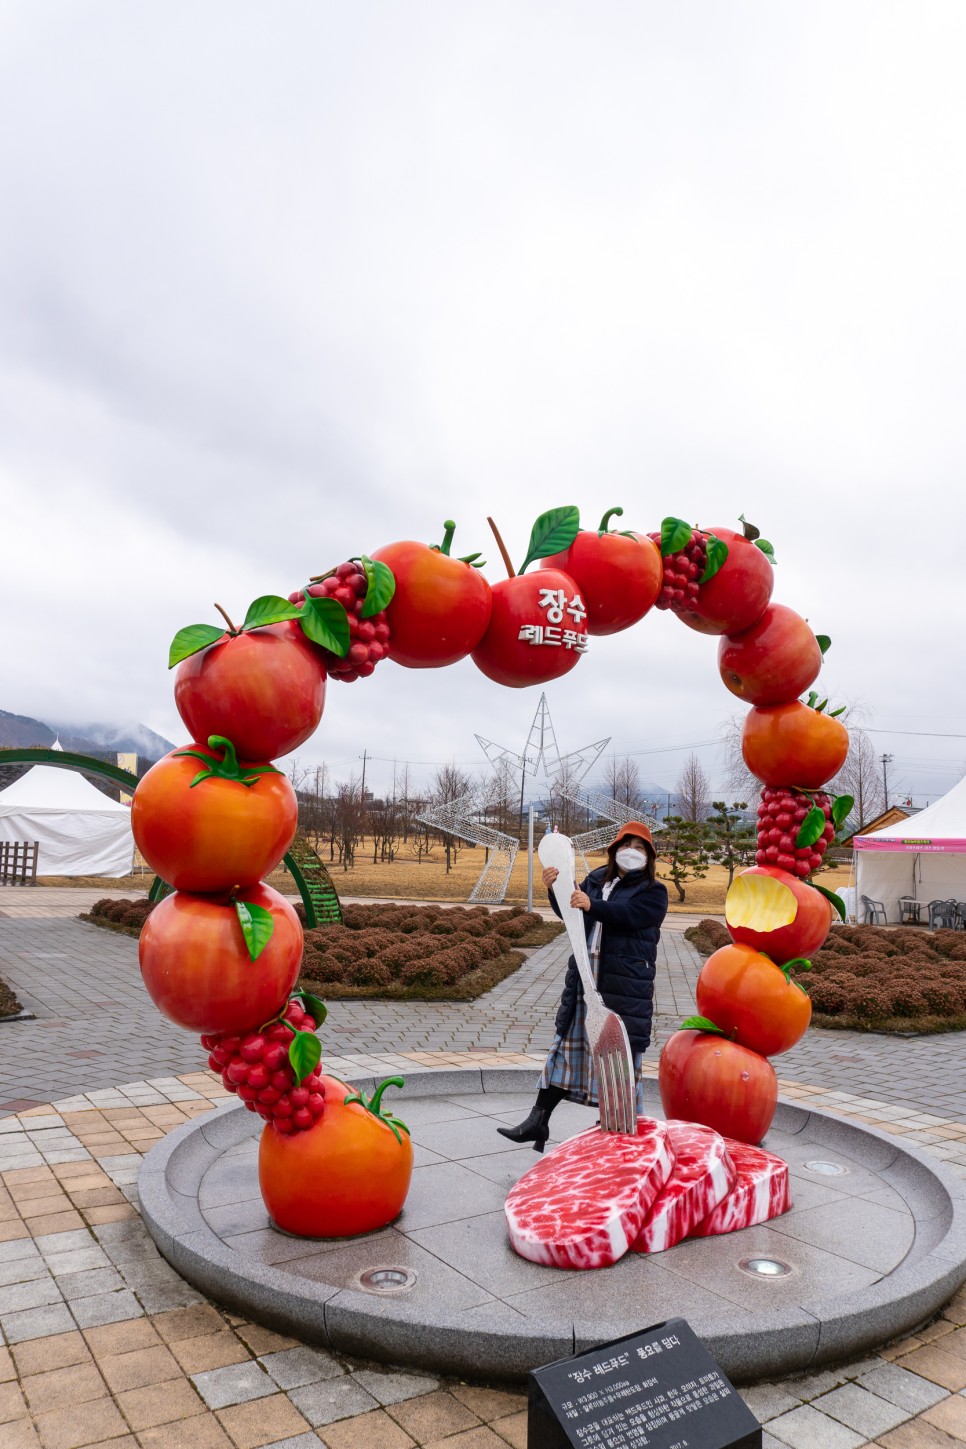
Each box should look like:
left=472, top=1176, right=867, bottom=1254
left=498, top=821, right=668, bottom=1153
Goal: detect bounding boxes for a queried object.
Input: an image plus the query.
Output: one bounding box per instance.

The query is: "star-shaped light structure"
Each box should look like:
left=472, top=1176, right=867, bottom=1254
left=416, top=695, right=634, bottom=901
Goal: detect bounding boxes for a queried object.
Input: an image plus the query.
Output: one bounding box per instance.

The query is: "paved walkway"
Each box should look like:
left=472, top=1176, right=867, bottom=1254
left=3, top=889, right=966, bottom=1446
left=2, top=891, right=965, bottom=1124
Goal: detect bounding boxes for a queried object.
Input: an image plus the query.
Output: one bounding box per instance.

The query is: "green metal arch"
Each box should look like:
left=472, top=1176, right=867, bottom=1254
left=0, top=746, right=140, bottom=791
left=0, top=746, right=339, bottom=927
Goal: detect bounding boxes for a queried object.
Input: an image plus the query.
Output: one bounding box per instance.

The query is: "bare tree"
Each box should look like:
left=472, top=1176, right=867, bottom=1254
left=366, top=786, right=402, bottom=864
left=430, top=762, right=476, bottom=873
left=407, top=794, right=434, bottom=864
left=830, top=727, right=885, bottom=831
left=603, top=756, right=644, bottom=814
left=719, top=714, right=760, bottom=803
left=676, top=753, right=711, bottom=823
left=548, top=757, right=586, bottom=836
left=396, top=763, right=412, bottom=843
left=333, top=776, right=364, bottom=871
left=286, top=759, right=331, bottom=851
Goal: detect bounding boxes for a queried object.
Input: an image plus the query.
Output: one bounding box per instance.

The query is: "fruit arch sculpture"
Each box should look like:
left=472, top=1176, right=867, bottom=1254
left=131, top=507, right=851, bottom=1260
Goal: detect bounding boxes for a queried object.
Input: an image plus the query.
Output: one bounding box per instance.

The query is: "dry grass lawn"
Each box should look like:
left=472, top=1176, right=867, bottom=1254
left=275, top=844, right=854, bottom=913
left=35, top=841, right=854, bottom=914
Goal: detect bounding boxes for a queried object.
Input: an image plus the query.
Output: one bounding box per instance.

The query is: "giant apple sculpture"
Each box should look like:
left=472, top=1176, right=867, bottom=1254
left=132, top=501, right=846, bottom=1254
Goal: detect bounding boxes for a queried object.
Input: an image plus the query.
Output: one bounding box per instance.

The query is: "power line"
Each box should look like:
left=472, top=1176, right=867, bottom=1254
left=620, top=739, right=721, bottom=757
left=863, top=727, right=966, bottom=739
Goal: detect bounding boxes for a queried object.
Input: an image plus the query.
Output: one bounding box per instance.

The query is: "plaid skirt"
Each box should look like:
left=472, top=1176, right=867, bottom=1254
left=538, top=998, right=646, bottom=1112
left=538, top=926, right=646, bottom=1112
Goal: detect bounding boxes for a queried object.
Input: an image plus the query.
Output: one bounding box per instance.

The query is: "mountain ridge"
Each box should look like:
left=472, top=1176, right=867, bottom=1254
left=0, top=709, right=174, bottom=761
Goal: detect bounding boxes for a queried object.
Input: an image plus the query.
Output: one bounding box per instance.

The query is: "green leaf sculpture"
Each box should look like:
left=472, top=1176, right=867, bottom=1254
left=299, top=595, right=351, bottom=655
left=288, top=1030, right=322, bottom=1085
left=810, top=881, right=847, bottom=923
left=168, top=624, right=225, bottom=669
left=234, top=900, right=275, bottom=961
left=700, top=533, right=729, bottom=583
left=660, top=517, right=694, bottom=556
left=518, top=506, right=580, bottom=574
left=680, top=1014, right=726, bottom=1036
left=293, top=990, right=328, bottom=1029
left=358, top=556, right=396, bottom=618
left=795, top=805, right=828, bottom=850
left=241, top=596, right=303, bottom=631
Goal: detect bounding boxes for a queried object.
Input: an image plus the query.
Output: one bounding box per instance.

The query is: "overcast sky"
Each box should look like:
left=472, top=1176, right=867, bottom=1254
left=2, top=2, right=965, bottom=806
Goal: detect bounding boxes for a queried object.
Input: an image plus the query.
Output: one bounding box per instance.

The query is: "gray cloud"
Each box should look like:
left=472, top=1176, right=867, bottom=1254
left=2, top=1, right=965, bottom=804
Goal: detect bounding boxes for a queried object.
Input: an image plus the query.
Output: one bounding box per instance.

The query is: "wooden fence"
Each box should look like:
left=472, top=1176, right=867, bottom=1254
left=0, top=841, right=39, bottom=886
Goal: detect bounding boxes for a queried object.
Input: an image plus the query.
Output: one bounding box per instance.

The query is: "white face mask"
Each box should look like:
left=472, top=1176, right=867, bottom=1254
left=615, top=847, right=648, bottom=871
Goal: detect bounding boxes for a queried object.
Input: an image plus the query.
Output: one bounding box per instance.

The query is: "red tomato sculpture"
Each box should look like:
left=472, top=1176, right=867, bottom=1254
left=258, top=1074, right=414, bottom=1236
left=371, top=522, right=492, bottom=667
left=131, top=740, right=297, bottom=893
left=695, top=943, right=812, bottom=1057
left=175, top=622, right=326, bottom=762
left=539, top=508, right=663, bottom=635
left=725, top=866, right=833, bottom=965
left=139, top=884, right=302, bottom=1036
left=742, top=701, right=849, bottom=789
left=659, top=1030, right=778, bottom=1144
left=675, top=527, right=774, bottom=636
left=471, top=570, right=587, bottom=687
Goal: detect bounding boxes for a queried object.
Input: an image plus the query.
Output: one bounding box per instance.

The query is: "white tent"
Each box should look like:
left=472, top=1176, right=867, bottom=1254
left=854, top=775, right=966, bottom=923
left=0, top=764, right=134, bottom=877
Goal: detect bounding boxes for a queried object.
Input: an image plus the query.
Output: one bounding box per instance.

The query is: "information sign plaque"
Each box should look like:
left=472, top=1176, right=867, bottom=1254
left=528, top=1319, right=760, bottom=1449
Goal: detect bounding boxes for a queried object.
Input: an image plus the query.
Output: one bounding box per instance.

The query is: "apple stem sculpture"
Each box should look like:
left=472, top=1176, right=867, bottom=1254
left=434, top=518, right=486, bottom=567
left=131, top=500, right=843, bottom=1242
left=343, top=1076, right=411, bottom=1145
left=486, top=514, right=516, bottom=577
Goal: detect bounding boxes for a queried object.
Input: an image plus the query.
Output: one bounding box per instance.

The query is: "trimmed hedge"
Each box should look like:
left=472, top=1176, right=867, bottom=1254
left=296, top=903, right=559, bottom=998
left=81, top=896, right=158, bottom=937
left=0, top=976, right=23, bottom=1019
left=684, top=918, right=966, bottom=1033
left=81, top=897, right=563, bottom=1001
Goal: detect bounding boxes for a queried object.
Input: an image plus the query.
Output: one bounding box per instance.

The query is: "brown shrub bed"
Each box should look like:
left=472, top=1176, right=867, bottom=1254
left=296, top=902, right=562, bottom=1000
left=684, top=919, right=966, bottom=1034
left=81, top=896, right=157, bottom=937
left=82, top=897, right=563, bottom=1001
left=0, top=976, right=23, bottom=1019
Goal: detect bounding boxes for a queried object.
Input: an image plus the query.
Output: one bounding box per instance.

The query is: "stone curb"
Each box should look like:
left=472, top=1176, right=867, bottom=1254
left=139, top=1067, right=966, bottom=1385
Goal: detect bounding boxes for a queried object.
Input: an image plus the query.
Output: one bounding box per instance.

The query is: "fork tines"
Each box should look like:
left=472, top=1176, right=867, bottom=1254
left=595, top=1047, right=637, bottom=1135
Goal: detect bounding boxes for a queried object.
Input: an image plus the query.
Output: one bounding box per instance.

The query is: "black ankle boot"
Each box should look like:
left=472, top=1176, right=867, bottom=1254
left=497, top=1105, right=552, bottom=1153
left=497, top=1088, right=564, bottom=1154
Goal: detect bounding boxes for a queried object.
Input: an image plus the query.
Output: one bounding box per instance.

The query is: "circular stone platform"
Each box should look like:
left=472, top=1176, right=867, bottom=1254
left=139, top=1066, right=966, bottom=1384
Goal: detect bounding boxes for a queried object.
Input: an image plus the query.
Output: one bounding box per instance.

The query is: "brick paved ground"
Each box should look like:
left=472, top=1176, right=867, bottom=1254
left=2, top=890, right=966, bottom=1122
left=3, top=887, right=966, bottom=1446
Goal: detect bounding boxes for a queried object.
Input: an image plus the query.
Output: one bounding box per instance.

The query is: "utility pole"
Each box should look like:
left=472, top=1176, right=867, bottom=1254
left=359, top=751, right=368, bottom=804
left=880, top=753, right=893, bottom=811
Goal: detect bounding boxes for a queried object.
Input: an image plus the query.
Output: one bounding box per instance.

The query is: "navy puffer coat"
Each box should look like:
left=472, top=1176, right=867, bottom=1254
left=549, top=866, right=669, bottom=1052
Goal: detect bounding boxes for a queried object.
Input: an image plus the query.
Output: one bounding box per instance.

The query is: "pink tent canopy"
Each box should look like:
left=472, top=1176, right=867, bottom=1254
left=854, top=775, right=966, bottom=854
left=854, top=775, right=966, bottom=922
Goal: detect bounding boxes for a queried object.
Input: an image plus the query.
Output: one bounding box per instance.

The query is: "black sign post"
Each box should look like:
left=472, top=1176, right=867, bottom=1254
left=528, top=1319, right=760, bottom=1449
